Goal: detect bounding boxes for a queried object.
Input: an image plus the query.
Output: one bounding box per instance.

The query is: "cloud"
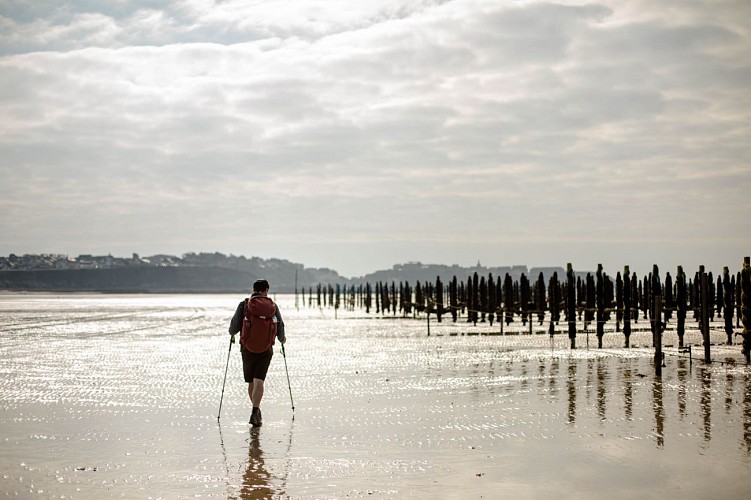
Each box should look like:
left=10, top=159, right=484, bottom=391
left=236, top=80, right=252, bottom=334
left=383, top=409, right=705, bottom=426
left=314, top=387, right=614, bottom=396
left=0, top=0, right=749, bottom=276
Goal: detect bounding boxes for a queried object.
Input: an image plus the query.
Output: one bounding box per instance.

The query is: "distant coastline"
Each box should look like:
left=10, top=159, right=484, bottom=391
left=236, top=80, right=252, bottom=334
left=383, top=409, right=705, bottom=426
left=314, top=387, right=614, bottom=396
left=0, top=252, right=562, bottom=293
left=0, top=252, right=343, bottom=293
left=0, top=267, right=255, bottom=293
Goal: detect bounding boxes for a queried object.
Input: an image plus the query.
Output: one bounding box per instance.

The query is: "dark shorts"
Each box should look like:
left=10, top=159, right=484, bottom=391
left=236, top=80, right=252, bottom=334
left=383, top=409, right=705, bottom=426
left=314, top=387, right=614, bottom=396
left=241, top=346, right=273, bottom=382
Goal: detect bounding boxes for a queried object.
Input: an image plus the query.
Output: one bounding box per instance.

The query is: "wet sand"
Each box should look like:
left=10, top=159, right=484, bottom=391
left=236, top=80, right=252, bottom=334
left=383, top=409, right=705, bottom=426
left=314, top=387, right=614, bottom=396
left=1, top=294, right=750, bottom=499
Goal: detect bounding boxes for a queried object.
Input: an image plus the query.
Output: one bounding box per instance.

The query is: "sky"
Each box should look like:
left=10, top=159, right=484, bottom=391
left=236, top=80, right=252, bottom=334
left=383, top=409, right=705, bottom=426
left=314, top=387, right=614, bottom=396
left=1, top=0, right=749, bottom=279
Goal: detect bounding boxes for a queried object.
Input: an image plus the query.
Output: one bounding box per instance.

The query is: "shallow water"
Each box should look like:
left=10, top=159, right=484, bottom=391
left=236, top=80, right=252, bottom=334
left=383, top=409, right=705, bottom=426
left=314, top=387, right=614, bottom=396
left=1, top=294, right=750, bottom=499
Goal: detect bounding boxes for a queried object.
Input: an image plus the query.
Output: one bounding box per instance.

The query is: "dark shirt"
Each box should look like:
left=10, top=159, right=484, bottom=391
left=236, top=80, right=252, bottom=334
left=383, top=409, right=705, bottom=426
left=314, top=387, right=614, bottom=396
left=229, top=293, right=286, bottom=343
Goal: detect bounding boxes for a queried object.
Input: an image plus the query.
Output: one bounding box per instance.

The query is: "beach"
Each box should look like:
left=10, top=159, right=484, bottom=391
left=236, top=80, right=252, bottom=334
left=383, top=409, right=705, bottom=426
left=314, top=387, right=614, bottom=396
left=1, top=293, right=750, bottom=499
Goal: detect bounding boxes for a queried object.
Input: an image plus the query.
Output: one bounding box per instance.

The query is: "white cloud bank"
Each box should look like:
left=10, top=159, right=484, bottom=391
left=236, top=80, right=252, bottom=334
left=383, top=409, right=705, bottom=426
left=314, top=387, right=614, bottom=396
left=1, top=0, right=749, bottom=277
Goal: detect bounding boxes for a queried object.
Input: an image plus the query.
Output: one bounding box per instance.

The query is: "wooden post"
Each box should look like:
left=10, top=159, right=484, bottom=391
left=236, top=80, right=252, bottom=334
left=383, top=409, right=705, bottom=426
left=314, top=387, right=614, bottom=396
left=567, top=263, right=577, bottom=349
left=596, top=264, right=605, bottom=349
left=700, top=267, right=711, bottom=364
left=427, top=307, right=431, bottom=337
left=676, top=266, right=686, bottom=348
left=294, top=270, right=299, bottom=311
left=529, top=313, right=533, bottom=335
left=741, top=256, right=751, bottom=364
left=655, top=295, right=663, bottom=377
left=623, top=266, right=631, bottom=348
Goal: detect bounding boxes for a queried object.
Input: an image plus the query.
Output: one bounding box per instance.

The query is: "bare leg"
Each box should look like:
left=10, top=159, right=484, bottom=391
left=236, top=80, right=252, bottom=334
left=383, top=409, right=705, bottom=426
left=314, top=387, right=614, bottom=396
left=248, top=379, right=265, bottom=426
left=250, top=378, right=265, bottom=408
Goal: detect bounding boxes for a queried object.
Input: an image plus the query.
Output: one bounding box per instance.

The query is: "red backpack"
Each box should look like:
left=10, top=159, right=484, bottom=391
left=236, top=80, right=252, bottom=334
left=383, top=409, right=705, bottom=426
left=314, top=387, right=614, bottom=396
left=241, top=296, right=278, bottom=353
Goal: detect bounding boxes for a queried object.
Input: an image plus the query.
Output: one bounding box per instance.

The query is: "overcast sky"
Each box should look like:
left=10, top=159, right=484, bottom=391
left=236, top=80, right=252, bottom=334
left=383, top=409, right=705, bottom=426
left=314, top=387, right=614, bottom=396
left=1, top=0, right=749, bottom=278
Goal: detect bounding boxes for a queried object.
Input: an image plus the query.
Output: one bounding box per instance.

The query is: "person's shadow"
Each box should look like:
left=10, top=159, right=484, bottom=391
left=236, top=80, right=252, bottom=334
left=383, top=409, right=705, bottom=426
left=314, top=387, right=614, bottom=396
left=240, top=428, right=276, bottom=499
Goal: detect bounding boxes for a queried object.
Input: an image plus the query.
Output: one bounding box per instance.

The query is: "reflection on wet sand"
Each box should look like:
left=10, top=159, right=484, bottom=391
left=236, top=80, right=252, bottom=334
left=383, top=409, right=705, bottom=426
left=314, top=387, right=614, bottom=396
left=653, top=377, right=664, bottom=448
left=567, top=361, right=576, bottom=425
left=597, top=358, right=606, bottom=422
left=550, top=358, right=559, bottom=396
left=745, top=374, right=751, bottom=454
left=241, top=428, right=277, bottom=499
left=559, top=356, right=751, bottom=454
left=624, top=365, right=633, bottom=422
left=725, top=371, right=735, bottom=413
left=586, top=358, right=594, bottom=406
left=701, top=367, right=712, bottom=442
left=678, top=358, right=688, bottom=419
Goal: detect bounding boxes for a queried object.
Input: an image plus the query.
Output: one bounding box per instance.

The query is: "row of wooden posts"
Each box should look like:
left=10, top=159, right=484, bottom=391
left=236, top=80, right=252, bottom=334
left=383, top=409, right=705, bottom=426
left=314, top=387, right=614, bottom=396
left=297, top=257, right=751, bottom=364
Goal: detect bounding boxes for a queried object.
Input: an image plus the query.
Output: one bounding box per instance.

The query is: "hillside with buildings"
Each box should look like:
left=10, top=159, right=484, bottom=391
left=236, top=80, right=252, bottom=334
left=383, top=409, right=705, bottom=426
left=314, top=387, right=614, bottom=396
left=0, top=253, right=343, bottom=293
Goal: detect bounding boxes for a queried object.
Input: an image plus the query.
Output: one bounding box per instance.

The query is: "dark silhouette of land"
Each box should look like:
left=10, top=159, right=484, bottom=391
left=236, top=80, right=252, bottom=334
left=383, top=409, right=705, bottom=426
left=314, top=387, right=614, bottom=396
left=0, top=252, right=560, bottom=293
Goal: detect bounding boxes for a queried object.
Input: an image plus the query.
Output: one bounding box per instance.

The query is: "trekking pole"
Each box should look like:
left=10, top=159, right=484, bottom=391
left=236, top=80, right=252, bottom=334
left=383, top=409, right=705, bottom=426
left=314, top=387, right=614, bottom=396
left=217, top=335, right=234, bottom=421
left=281, top=343, right=295, bottom=412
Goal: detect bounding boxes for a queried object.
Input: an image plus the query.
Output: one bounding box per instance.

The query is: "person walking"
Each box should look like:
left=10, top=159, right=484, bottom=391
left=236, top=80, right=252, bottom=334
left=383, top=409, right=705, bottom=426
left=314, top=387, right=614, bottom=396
left=229, top=279, right=286, bottom=427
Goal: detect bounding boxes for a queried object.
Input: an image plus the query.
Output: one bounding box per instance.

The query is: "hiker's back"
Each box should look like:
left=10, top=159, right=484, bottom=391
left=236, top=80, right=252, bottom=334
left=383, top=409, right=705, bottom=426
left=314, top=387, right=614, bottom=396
left=241, top=296, right=278, bottom=353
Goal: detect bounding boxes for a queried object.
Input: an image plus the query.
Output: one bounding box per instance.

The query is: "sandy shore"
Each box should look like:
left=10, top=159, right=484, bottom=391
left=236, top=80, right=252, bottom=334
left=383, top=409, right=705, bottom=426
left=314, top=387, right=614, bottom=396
left=1, top=294, right=750, bottom=499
